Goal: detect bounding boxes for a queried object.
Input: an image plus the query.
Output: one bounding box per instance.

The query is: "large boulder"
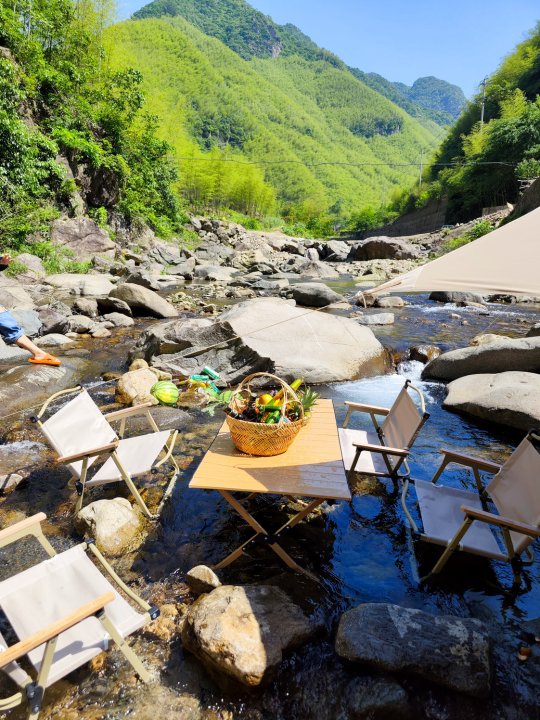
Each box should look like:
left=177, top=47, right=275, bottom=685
left=44, top=274, right=115, bottom=296
left=423, top=336, right=540, bottom=381
left=320, top=240, right=349, bottom=261
left=115, top=367, right=160, bottom=405
left=193, top=265, right=237, bottom=282
left=526, top=323, right=540, bottom=338
left=296, top=260, right=340, bottom=278
left=348, top=238, right=421, bottom=261
left=181, top=585, right=316, bottom=688
left=109, top=283, right=178, bottom=318
left=10, top=309, right=41, bottom=337
left=75, top=498, right=145, bottom=557
left=291, top=282, right=345, bottom=308
left=0, top=275, right=35, bottom=310
left=14, top=253, right=46, bottom=279
left=335, top=603, right=491, bottom=696
left=50, top=217, right=116, bottom=260
left=444, top=371, right=540, bottom=431
left=134, top=298, right=386, bottom=384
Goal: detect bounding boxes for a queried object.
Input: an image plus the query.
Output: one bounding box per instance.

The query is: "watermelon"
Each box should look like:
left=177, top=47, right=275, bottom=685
left=151, top=380, right=179, bottom=406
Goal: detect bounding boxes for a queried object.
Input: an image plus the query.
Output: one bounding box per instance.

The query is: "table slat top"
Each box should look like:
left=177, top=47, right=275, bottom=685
left=189, top=399, right=351, bottom=500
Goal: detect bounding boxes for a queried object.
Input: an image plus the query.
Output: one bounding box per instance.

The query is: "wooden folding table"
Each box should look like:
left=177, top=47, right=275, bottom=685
left=189, top=399, right=351, bottom=577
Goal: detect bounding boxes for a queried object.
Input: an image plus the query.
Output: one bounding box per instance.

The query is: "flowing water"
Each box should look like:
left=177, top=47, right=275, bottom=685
left=1, top=291, right=539, bottom=720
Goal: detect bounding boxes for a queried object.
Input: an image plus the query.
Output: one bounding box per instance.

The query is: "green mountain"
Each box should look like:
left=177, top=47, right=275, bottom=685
left=107, top=0, right=441, bottom=227
left=351, top=71, right=466, bottom=126
left=421, top=21, right=540, bottom=221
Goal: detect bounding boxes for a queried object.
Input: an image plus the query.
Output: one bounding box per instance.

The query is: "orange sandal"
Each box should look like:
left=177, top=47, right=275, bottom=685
left=28, top=354, right=61, bottom=367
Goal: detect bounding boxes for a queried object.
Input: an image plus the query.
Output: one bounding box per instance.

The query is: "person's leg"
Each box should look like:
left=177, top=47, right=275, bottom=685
left=0, top=311, right=60, bottom=365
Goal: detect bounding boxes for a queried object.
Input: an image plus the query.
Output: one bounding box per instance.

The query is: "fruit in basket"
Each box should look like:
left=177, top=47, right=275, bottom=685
left=151, top=380, right=179, bottom=406
left=257, top=393, right=274, bottom=406
left=299, top=387, right=320, bottom=417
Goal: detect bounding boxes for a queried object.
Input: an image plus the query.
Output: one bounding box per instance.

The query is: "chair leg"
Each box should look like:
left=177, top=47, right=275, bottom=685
left=110, top=453, right=155, bottom=519
left=423, top=517, right=473, bottom=580
left=347, top=448, right=362, bottom=482
left=98, top=613, right=151, bottom=683
left=25, top=637, right=56, bottom=720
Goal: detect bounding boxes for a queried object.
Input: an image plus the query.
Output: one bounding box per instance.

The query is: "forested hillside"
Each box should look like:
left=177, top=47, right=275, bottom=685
left=107, top=7, right=440, bottom=232
left=351, top=72, right=466, bottom=126
left=421, top=22, right=540, bottom=221
left=0, top=0, right=184, bottom=251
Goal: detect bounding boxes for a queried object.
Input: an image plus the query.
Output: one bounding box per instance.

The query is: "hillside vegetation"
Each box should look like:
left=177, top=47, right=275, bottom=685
left=424, top=22, right=540, bottom=221
left=107, top=9, right=440, bottom=232
left=0, top=0, right=184, bottom=251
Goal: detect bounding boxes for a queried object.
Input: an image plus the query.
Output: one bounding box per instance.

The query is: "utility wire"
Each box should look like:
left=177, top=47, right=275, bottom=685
left=176, top=157, right=518, bottom=169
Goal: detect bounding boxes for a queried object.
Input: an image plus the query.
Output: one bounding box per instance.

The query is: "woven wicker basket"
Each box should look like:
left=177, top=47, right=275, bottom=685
left=225, top=372, right=304, bottom=456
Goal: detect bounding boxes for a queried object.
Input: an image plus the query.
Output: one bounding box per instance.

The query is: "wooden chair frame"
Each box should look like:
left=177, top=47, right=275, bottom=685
left=0, top=513, right=158, bottom=720
left=34, top=386, right=180, bottom=519
left=401, top=439, right=540, bottom=584
left=343, top=380, right=430, bottom=485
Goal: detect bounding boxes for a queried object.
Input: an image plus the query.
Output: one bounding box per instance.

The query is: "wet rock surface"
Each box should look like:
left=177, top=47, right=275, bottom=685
left=75, top=497, right=146, bottom=557
left=181, top=585, right=318, bottom=688
left=335, top=603, right=491, bottom=696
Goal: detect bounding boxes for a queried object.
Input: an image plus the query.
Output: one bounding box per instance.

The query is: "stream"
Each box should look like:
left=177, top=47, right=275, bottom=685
left=0, top=288, right=539, bottom=720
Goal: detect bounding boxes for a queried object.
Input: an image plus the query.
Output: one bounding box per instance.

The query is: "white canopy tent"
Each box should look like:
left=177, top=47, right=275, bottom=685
left=366, top=207, right=540, bottom=298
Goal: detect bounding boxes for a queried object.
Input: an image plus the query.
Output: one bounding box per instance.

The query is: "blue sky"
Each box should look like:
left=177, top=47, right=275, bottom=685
left=117, top=0, right=539, bottom=97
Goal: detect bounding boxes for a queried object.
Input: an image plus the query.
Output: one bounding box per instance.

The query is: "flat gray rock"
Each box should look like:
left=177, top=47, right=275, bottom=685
left=356, top=313, right=395, bottom=325
left=51, top=216, right=116, bottom=260
left=110, top=283, right=178, bottom=318
left=444, top=371, right=540, bottom=430
left=335, top=603, right=491, bottom=696
left=345, top=677, right=411, bottom=719
left=423, top=336, right=540, bottom=381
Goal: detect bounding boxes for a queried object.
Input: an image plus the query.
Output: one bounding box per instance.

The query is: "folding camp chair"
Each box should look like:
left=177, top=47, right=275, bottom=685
left=0, top=513, right=158, bottom=720
left=338, top=379, right=429, bottom=485
left=401, top=430, right=540, bottom=583
left=33, top=386, right=179, bottom=519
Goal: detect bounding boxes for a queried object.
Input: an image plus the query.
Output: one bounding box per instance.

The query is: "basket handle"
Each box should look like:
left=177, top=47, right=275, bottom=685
left=231, top=372, right=304, bottom=423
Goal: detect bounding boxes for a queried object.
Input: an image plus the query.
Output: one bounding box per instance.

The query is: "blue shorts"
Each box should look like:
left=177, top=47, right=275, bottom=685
left=0, top=311, right=24, bottom=344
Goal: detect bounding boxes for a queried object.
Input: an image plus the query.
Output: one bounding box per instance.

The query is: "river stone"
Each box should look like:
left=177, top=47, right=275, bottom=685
left=356, top=313, right=395, bottom=325
left=409, top=344, right=441, bottom=363
left=115, top=368, right=160, bottom=406
left=193, top=265, right=237, bottom=282
left=65, top=314, right=98, bottom=334
left=44, top=273, right=115, bottom=296
left=181, top=585, right=315, bottom=688
left=296, top=260, right=340, bottom=278
left=291, top=282, right=344, bottom=308
left=73, top=297, right=98, bottom=317
left=10, top=309, right=42, bottom=337
left=91, top=325, right=111, bottom=338
left=374, top=296, right=405, bottom=308
left=422, top=336, right=540, bottom=381
left=0, top=359, right=90, bottom=416
left=470, top=333, right=511, bottom=346
left=35, top=333, right=74, bottom=347
left=38, top=308, right=70, bottom=335
left=444, top=371, right=540, bottom=431
left=0, top=281, right=35, bottom=310
left=348, top=238, right=421, bottom=261
left=344, top=677, right=412, bottom=719
left=321, top=240, right=349, bottom=261
left=103, top=312, right=134, bottom=327
left=110, top=283, right=178, bottom=318
left=186, top=566, right=222, bottom=596
left=430, top=291, right=485, bottom=304
left=335, top=603, right=490, bottom=696
left=96, top=296, right=133, bottom=316
left=51, top=216, right=116, bottom=260
left=526, top=323, right=540, bottom=338
left=136, top=298, right=386, bottom=384
left=75, top=498, right=145, bottom=557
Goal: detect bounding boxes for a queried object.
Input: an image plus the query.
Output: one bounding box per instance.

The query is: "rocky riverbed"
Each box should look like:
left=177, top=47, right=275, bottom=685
left=1, top=216, right=540, bottom=720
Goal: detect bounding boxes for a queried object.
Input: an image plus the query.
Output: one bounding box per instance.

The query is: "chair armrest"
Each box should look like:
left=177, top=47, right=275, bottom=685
left=353, top=442, right=409, bottom=457
left=56, top=441, right=119, bottom=465
left=344, top=401, right=390, bottom=416
left=104, top=402, right=155, bottom=421
left=0, top=513, right=47, bottom=546
left=0, top=593, right=115, bottom=668
left=461, top=505, right=540, bottom=537
left=439, top=449, right=501, bottom=474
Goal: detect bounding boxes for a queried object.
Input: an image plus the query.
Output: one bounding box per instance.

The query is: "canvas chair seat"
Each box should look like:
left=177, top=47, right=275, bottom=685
left=414, top=480, right=505, bottom=560
left=338, top=429, right=390, bottom=474
left=87, top=431, right=172, bottom=487
left=0, top=546, right=146, bottom=687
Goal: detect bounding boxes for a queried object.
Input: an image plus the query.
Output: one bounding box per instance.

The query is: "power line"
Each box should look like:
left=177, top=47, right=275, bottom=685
left=176, top=156, right=517, bottom=169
